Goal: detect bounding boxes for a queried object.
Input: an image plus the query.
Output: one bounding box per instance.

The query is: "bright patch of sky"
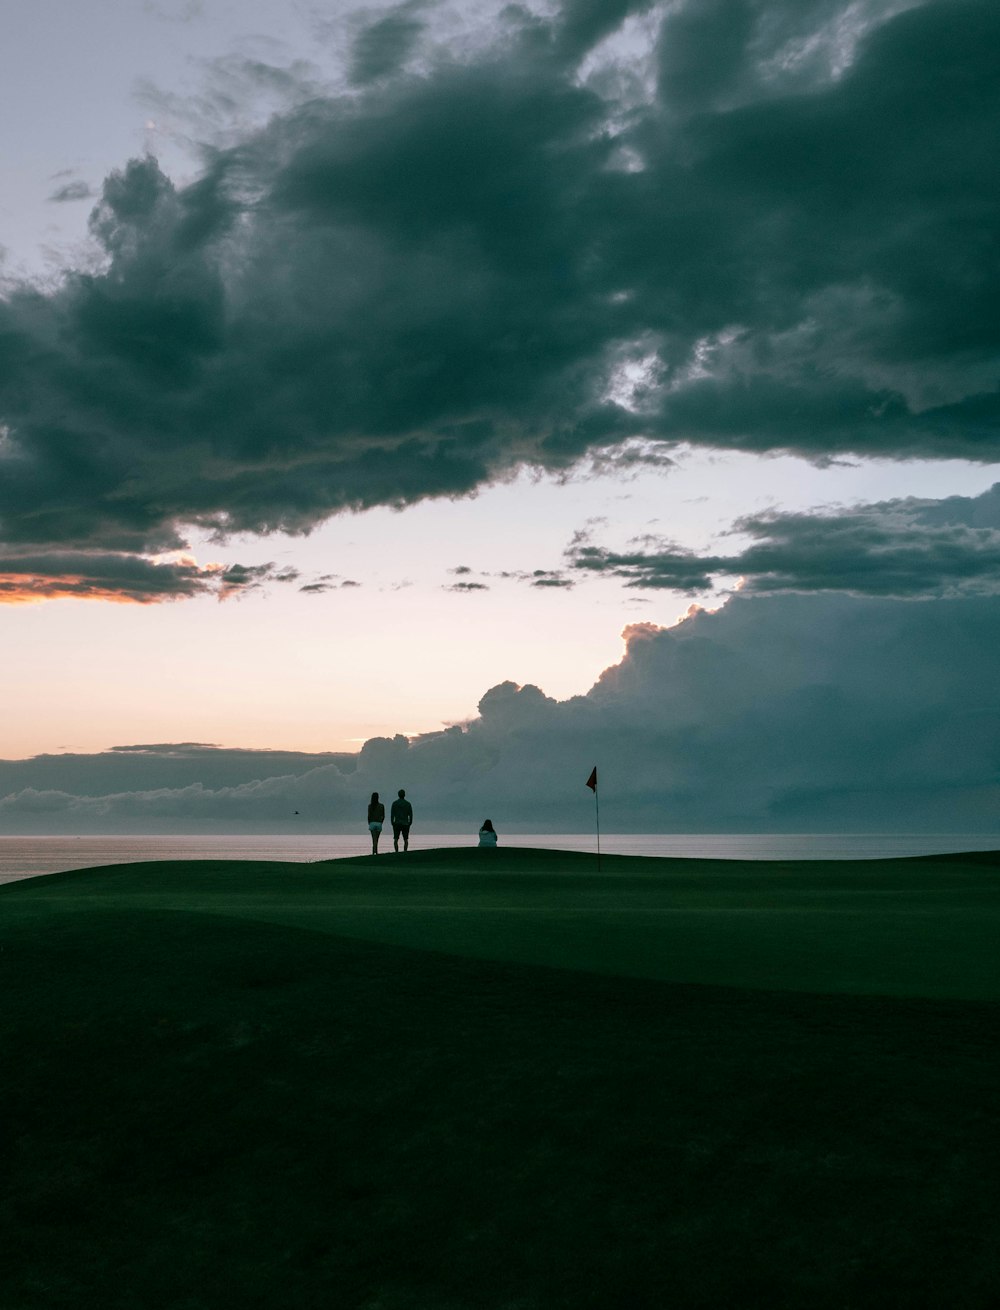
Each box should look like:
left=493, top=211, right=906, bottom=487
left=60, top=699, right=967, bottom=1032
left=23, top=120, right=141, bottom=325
left=5, top=447, right=995, bottom=759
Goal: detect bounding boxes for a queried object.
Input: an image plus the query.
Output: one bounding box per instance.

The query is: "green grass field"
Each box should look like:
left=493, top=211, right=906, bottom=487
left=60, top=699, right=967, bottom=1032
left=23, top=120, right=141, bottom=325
left=2, top=847, right=999, bottom=1308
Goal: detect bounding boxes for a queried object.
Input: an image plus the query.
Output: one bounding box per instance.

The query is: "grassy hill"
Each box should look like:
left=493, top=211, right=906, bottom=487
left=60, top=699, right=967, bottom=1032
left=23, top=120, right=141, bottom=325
left=2, top=848, right=999, bottom=1307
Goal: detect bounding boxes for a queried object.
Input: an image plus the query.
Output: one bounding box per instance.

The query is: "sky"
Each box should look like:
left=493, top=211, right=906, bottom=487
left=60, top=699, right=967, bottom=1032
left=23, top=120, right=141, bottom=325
left=2, top=0, right=999, bottom=832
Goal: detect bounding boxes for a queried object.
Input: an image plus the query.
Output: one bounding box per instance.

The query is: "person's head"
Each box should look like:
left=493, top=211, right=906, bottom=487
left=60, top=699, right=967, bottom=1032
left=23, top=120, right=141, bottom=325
left=398, top=789, right=405, bottom=798
left=370, top=791, right=379, bottom=804
left=482, top=819, right=495, bottom=833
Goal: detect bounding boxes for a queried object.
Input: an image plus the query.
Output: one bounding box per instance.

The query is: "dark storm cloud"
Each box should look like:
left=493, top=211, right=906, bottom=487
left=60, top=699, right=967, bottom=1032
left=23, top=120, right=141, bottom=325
left=570, top=484, right=1000, bottom=598
left=349, top=2, right=426, bottom=84
left=5, top=593, right=999, bottom=831
left=554, top=0, right=659, bottom=62
left=2, top=0, right=999, bottom=600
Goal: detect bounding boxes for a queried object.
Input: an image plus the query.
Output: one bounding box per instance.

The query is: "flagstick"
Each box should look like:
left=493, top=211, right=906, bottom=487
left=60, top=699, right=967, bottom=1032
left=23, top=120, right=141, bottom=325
left=594, top=784, right=601, bottom=873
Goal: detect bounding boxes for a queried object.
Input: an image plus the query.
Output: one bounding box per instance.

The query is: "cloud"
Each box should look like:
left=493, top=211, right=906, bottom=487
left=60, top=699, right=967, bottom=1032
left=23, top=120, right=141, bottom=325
left=0, top=550, right=299, bottom=605
left=4, top=591, right=999, bottom=832
left=349, top=2, right=427, bottom=85
left=0, top=773, right=349, bottom=827
left=299, top=574, right=361, bottom=593
left=555, top=0, right=661, bottom=65
left=0, top=550, right=221, bottom=604
left=569, top=483, right=1000, bottom=598
left=0, top=743, right=356, bottom=803
left=1, top=0, right=998, bottom=600
left=216, top=561, right=301, bottom=596
left=446, top=580, right=490, bottom=592
left=48, top=181, right=93, bottom=203
left=109, top=742, right=221, bottom=752
left=530, top=575, right=574, bottom=588
left=501, top=568, right=576, bottom=588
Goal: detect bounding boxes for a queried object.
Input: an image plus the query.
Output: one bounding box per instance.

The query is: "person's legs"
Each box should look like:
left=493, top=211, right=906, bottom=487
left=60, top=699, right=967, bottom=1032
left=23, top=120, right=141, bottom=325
left=401, top=823, right=410, bottom=851
left=392, top=822, right=402, bottom=852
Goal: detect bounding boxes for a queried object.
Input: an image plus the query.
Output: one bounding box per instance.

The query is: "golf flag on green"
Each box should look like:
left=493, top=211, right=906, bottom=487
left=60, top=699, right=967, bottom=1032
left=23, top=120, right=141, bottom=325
left=585, top=766, right=600, bottom=869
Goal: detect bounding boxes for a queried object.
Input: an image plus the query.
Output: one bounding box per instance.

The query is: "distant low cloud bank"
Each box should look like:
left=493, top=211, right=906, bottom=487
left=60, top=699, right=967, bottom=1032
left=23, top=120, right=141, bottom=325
left=2, top=0, right=999, bottom=600
left=4, top=593, right=998, bottom=833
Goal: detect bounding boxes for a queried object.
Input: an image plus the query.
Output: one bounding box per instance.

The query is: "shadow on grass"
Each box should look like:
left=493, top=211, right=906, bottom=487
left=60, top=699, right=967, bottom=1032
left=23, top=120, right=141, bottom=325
left=2, top=908, right=999, bottom=1309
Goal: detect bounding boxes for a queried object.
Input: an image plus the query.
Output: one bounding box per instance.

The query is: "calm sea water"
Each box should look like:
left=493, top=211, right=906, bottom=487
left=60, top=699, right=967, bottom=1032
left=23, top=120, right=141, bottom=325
left=1, top=832, right=998, bottom=885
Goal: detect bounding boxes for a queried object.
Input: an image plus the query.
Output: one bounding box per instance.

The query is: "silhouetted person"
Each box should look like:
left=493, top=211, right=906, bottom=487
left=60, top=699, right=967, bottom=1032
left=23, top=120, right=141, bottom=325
left=367, top=791, right=385, bottom=855
left=391, top=789, right=413, bottom=852
left=478, top=819, right=498, bottom=848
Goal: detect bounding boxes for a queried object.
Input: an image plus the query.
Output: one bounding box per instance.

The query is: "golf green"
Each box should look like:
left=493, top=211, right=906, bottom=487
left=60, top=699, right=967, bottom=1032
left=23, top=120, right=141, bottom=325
left=2, top=849, right=998, bottom=1308
left=8, top=845, right=1000, bottom=999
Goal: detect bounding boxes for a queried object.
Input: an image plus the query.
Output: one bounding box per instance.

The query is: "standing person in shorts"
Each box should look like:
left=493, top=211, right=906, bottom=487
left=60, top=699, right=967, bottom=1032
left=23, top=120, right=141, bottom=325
left=367, top=791, right=385, bottom=855
left=391, top=789, right=413, bottom=853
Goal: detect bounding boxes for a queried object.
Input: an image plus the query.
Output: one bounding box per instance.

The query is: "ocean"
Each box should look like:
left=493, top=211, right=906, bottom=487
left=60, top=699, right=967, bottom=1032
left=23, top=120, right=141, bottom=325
left=1, top=832, right=998, bottom=885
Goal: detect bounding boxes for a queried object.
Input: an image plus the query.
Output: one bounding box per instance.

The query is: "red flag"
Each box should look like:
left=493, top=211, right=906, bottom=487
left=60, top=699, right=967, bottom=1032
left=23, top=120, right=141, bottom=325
left=585, top=766, right=597, bottom=791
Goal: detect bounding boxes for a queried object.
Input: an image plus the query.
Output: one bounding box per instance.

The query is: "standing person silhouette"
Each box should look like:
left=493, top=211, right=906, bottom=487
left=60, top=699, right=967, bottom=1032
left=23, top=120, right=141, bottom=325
left=367, top=791, right=385, bottom=855
left=391, top=789, right=413, bottom=853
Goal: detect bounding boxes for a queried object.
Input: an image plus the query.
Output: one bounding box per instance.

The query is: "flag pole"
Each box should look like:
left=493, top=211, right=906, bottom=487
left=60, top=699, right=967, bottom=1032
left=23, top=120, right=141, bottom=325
left=594, top=782, right=601, bottom=873
left=585, top=766, right=601, bottom=873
